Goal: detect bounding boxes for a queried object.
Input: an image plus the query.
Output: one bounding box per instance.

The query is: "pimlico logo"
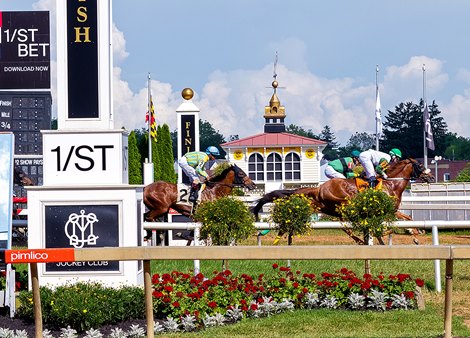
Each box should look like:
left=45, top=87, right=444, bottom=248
left=5, top=248, right=75, bottom=263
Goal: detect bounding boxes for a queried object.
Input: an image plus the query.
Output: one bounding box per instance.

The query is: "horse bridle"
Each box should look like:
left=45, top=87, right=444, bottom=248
left=205, top=165, right=247, bottom=188
left=384, top=159, right=431, bottom=181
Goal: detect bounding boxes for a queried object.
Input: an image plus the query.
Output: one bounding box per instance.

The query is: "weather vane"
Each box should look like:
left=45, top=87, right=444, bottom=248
left=273, top=51, right=278, bottom=81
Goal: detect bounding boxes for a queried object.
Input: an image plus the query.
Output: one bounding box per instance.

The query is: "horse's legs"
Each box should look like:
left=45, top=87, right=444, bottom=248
left=342, top=228, right=365, bottom=245
left=396, top=211, right=420, bottom=245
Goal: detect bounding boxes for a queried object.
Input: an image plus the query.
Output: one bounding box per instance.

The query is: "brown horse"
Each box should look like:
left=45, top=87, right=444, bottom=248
left=144, top=163, right=256, bottom=221
left=251, top=158, right=434, bottom=244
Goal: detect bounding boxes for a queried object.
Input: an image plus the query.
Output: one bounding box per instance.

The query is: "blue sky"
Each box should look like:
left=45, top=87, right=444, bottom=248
left=2, top=0, right=470, bottom=147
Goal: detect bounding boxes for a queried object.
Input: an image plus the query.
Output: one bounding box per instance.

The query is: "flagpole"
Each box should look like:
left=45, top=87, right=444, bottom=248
left=422, top=64, right=428, bottom=168
left=375, top=65, right=379, bottom=151
left=147, top=73, right=152, bottom=162
left=143, top=73, right=154, bottom=185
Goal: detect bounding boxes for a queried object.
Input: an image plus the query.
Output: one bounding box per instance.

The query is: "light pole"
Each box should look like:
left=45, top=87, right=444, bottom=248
left=432, top=156, right=442, bottom=182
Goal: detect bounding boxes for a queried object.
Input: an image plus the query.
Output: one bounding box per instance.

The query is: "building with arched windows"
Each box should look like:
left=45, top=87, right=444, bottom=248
left=221, top=79, right=327, bottom=193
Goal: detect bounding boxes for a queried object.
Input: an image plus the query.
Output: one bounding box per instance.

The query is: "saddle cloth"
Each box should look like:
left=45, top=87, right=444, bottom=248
left=355, top=177, right=383, bottom=192
left=176, top=183, right=206, bottom=205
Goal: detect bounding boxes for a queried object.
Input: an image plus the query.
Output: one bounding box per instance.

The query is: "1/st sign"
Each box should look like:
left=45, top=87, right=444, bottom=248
left=42, top=130, right=129, bottom=185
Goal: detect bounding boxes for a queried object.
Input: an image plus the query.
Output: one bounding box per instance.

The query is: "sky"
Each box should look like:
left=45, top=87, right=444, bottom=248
left=2, top=0, right=470, bottom=147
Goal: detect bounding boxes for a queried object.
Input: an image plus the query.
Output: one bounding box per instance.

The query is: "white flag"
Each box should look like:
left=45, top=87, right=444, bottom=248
left=375, top=90, right=382, bottom=137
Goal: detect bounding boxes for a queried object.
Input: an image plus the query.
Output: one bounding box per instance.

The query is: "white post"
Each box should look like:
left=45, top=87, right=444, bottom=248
left=193, top=225, right=201, bottom=275
left=432, top=225, right=442, bottom=292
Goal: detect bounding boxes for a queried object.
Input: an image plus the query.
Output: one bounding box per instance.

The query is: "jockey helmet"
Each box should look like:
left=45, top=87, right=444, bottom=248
left=389, top=148, right=402, bottom=158
left=350, top=150, right=361, bottom=158
left=205, top=146, right=220, bottom=156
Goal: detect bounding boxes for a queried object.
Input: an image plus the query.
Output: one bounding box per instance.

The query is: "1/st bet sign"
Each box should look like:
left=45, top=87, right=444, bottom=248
left=42, top=130, right=129, bottom=185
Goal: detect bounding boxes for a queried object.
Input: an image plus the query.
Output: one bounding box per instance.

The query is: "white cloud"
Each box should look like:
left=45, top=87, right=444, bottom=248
left=112, top=24, right=129, bottom=64
left=29, top=0, right=470, bottom=146
left=441, top=89, right=470, bottom=138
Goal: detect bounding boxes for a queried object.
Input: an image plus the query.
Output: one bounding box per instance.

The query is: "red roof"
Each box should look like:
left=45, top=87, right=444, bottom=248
left=221, top=132, right=327, bottom=147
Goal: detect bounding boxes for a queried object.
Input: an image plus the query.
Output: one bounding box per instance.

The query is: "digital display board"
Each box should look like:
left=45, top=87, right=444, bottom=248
left=0, top=11, right=50, bottom=89
left=0, top=92, right=51, bottom=155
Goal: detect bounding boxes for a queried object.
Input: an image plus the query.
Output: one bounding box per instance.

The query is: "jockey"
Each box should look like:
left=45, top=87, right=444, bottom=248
left=178, top=146, right=220, bottom=202
left=324, top=150, right=361, bottom=179
left=359, top=148, right=402, bottom=188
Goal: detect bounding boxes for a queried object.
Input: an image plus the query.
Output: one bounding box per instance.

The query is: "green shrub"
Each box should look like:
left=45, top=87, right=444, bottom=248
left=269, top=194, right=316, bottom=244
left=193, top=196, right=256, bottom=246
left=336, top=189, right=397, bottom=242
left=16, top=282, right=145, bottom=332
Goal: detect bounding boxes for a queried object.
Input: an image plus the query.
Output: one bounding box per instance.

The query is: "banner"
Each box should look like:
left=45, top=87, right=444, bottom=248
left=423, top=104, right=435, bottom=151
left=0, top=11, right=50, bottom=89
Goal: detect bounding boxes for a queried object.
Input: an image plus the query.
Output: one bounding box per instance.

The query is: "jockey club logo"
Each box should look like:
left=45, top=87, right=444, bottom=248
left=64, top=209, right=99, bottom=248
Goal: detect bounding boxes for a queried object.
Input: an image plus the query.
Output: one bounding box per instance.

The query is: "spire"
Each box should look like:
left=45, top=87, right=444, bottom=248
left=264, top=52, right=286, bottom=133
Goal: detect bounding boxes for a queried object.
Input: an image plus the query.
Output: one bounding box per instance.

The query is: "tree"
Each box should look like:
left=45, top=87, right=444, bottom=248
left=454, top=162, right=470, bottom=182
left=286, top=124, right=319, bottom=139
left=319, top=125, right=339, bottom=160
left=443, top=134, right=470, bottom=160
left=156, top=124, right=176, bottom=183
left=128, top=130, right=142, bottom=184
left=338, top=132, right=375, bottom=157
left=200, top=119, right=226, bottom=158
left=381, top=100, right=448, bottom=158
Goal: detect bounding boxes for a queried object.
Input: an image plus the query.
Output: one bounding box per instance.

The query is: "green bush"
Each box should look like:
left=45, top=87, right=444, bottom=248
left=16, top=282, right=145, bottom=332
left=336, top=189, right=397, bottom=242
left=193, top=196, right=256, bottom=246
left=269, top=194, right=316, bottom=244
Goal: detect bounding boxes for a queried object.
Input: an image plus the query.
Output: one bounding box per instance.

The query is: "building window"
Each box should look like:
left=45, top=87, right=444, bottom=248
left=248, top=153, right=264, bottom=181
left=266, top=153, right=282, bottom=181
left=285, top=152, right=301, bottom=180
left=443, top=173, right=450, bottom=182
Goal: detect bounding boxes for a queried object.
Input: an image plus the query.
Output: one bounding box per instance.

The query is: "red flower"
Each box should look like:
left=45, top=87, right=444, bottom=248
left=164, top=285, right=173, bottom=292
left=302, top=287, right=308, bottom=293
left=151, top=274, right=160, bottom=284
left=272, top=263, right=279, bottom=269
left=172, top=301, right=180, bottom=308
left=292, top=282, right=299, bottom=288
left=404, top=291, right=415, bottom=299
left=257, top=297, right=264, bottom=303
left=250, top=303, right=258, bottom=311
left=415, top=278, right=425, bottom=287
left=208, top=301, right=217, bottom=308
left=152, top=291, right=164, bottom=298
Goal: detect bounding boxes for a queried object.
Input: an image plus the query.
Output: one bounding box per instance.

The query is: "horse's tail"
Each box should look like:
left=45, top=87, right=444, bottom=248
left=250, top=189, right=297, bottom=221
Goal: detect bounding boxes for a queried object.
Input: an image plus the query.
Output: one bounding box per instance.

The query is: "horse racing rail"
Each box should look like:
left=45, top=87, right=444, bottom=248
left=4, top=245, right=470, bottom=338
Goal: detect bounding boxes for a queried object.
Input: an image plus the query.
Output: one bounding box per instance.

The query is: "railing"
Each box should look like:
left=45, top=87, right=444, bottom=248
left=4, top=245, right=470, bottom=338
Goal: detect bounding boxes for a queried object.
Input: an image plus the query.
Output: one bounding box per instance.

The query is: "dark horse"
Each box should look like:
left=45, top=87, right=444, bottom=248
left=251, top=158, right=434, bottom=244
left=144, top=163, right=256, bottom=221
left=14, top=166, right=34, bottom=186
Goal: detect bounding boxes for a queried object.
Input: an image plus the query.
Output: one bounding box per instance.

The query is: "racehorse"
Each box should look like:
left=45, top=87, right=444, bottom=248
left=144, top=163, right=256, bottom=222
left=14, top=166, right=34, bottom=186
left=251, top=158, right=434, bottom=244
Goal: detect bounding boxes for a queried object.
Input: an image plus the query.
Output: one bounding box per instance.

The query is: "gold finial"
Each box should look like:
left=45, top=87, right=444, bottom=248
left=181, top=88, right=194, bottom=100
left=272, top=80, right=278, bottom=89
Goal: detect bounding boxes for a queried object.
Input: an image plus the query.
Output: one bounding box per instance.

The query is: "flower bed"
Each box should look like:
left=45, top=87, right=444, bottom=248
left=11, top=265, right=424, bottom=336
left=150, top=265, right=424, bottom=333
